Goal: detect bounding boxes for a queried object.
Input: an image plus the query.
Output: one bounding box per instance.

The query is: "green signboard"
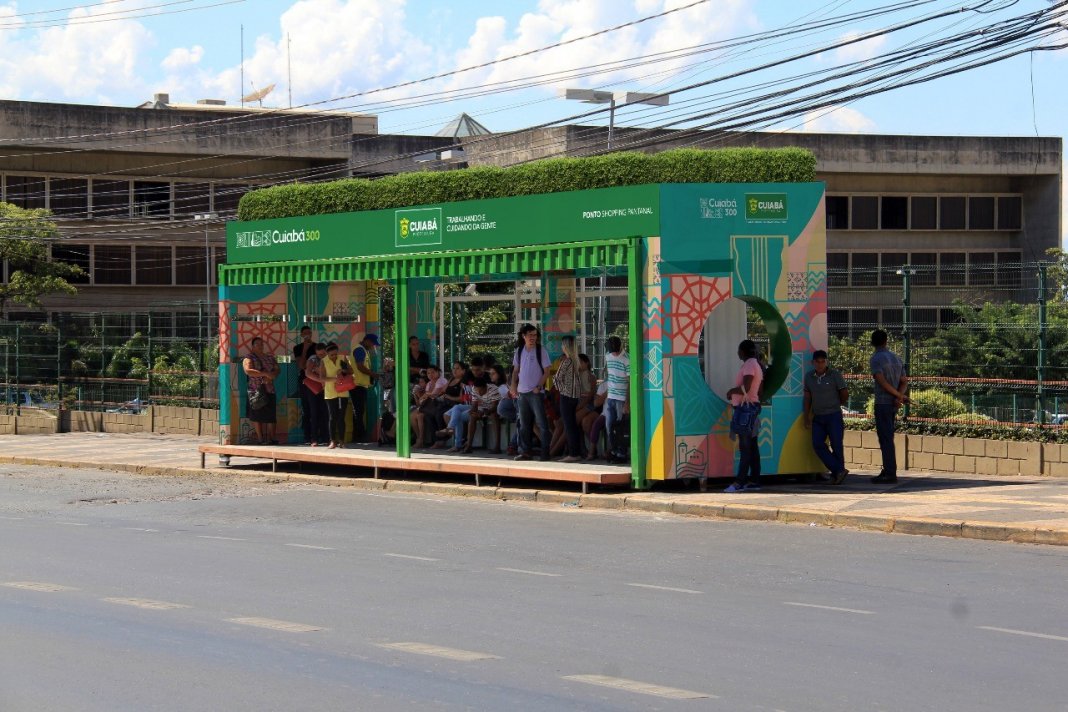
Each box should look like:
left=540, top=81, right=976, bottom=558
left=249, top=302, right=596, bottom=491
left=227, top=184, right=661, bottom=265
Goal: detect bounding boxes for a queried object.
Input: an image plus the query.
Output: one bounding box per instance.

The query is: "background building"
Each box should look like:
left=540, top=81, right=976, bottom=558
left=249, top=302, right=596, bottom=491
left=0, top=98, right=1061, bottom=341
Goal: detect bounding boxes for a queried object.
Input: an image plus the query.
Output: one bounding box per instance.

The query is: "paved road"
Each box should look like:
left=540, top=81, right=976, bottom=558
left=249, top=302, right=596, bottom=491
left=2, top=464, right=1067, bottom=711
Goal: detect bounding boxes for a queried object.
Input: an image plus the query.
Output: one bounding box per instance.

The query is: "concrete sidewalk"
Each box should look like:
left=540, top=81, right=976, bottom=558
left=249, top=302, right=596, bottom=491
left=2, top=432, right=1067, bottom=546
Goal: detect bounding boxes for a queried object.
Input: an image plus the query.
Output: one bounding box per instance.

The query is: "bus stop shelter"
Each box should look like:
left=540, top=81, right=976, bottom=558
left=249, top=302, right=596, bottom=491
left=217, top=182, right=827, bottom=489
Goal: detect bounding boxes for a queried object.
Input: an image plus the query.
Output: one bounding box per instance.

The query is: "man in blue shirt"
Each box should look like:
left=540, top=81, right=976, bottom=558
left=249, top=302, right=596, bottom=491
left=870, top=329, right=909, bottom=484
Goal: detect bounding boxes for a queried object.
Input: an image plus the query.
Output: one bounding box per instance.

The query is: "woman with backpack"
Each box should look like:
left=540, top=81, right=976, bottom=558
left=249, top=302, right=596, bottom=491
left=724, top=339, right=764, bottom=492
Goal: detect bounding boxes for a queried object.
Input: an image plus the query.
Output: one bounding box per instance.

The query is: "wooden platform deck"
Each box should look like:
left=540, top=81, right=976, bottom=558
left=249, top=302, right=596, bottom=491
left=199, top=444, right=632, bottom=492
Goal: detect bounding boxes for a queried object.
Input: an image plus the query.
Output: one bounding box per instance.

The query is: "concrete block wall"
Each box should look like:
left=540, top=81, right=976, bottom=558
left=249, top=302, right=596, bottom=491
left=844, top=431, right=1055, bottom=477
left=2, top=407, right=219, bottom=436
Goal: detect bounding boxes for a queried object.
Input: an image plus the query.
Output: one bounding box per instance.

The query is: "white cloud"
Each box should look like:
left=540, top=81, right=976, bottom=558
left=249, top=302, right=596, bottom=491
left=834, top=32, right=887, bottom=64
left=184, top=0, right=435, bottom=108
left=445, top=0, right=758, bottom=99
left=796, top=106, right=877, bottom=133
left=162, top=45, right=204, bottom=71
left=0, top=3, right=152, bottom=101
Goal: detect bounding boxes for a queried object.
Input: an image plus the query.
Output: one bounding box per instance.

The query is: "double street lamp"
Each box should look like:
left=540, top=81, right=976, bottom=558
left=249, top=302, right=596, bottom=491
left=559, top=88, right=670, bottom=150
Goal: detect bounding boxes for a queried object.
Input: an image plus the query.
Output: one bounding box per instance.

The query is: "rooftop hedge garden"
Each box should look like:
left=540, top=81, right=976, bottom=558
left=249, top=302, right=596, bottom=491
left=237, top=147, right=817, bottom=221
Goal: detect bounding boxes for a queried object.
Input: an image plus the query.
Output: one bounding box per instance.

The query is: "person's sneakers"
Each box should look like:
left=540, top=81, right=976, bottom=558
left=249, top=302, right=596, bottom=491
left=870, top=472, right=898, bottom=484
left=513, top=453, right=532, bottom=461
left=723, top=483, right=744, bottom=493
left=742, top=482, right=762, bottom=492
left=832, top=469, right=849, bottom=485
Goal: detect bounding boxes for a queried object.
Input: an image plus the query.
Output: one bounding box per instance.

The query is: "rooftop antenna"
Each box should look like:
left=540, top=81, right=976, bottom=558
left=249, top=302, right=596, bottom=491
left=240, top=24, right=244, bottom=107
left=242, top=83, right=276, bottom=107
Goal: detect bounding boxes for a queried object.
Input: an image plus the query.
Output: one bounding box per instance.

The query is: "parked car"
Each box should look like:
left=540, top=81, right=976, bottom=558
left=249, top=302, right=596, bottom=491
left=1, top=390, right=58, bottom=409
left=106, top=398, right=147, bottom=415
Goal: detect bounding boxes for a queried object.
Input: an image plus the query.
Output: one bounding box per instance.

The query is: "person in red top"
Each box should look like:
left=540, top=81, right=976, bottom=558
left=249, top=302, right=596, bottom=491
left=724, top=339, right=764, bottom=493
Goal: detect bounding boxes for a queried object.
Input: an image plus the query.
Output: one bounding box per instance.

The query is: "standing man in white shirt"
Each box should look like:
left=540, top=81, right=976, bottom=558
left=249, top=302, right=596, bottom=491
left=509, top=324, right=552, bottom=461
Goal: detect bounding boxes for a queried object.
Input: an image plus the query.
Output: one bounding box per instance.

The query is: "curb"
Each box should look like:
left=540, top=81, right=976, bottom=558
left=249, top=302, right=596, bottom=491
left=1, top=454, right=1063, bottom=547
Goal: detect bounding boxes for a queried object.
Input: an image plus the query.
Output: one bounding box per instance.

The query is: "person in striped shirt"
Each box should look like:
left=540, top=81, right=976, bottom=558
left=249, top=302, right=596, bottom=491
left=604, top=335, right=630, bottom=463
left=461, top=376, right=502, bottom=454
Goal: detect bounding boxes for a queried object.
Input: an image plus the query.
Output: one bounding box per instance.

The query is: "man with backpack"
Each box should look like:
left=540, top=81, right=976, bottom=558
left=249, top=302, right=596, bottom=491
left=509, top=323, right=552, bottom=461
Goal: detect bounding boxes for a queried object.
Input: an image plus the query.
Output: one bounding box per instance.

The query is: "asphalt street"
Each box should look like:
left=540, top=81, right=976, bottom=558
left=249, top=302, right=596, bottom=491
left=2, top=464, right=1067, bottom=711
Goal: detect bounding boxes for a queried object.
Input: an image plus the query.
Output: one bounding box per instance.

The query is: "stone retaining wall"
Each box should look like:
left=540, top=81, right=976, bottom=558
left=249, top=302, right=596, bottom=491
left=845, top=431, right=1060, bottom=477
left=0, top=406, right=217, bottom=437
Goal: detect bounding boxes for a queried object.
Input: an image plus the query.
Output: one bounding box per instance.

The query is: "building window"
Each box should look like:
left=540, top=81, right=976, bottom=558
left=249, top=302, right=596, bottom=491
left=851, top=253, right=878, bottom=287
left=135, top=246, right=173, bottom=285
left=827, top=253, right=848, bottom=287
left=51, top=244, right=91, bottom=284
left=6, top=175, right=46, bottom=209
left=212, top=246, right=227, bottom=285
left=828, top=309, right=849, bottom=337
left=997, top=252, right=1021, bottom=288
left=94, top=245, right=132, bottom=284
left=997, top=196, right=1022, bottom=230
left=851, top=196, right=878, bottom=230
left=176, top=246, right=208, bottom=285
left=826, top=196, right=848, bottom=230
left=853, top=308, right=878, bottom=334
left=880, top=196, right=907, bottom=230
left=969, top=252, right=995, bottom=286
left=133, top=181, right=171, bottom=218
left=49, top=179, right=89, bottom=217
left=910, top=252, right=937, bottom=286
left=910, top=196, right=937, bottom=230
left=92, top=180, right=130, bottom=218
left=939, top=196, right=966, bottom=229
left=213, top=184, right=248, bottom=215
left=881, top=252, right=906, bottom=286
left=968, top=196, right=995, bottom=230
left=881, top=308, right=903, bottom=336
left=913, top=308, right=938, bottom=337
left=174, top=182, right=212, bottom=216
left=939, top=252, right=966, bottom=286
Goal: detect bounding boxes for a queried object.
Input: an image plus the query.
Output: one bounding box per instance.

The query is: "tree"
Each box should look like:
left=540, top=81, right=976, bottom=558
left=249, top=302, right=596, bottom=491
left=0, top=203, right=83, bottom=317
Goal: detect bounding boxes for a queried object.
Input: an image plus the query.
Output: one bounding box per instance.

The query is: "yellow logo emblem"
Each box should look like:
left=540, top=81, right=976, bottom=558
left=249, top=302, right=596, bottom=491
left=747, top=198, right=759, bottom=213
left=399, top=218, right=410, bottom=238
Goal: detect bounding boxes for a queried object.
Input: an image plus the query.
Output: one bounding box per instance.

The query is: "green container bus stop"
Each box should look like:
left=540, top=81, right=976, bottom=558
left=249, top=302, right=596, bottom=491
left=203, top=182, right=828, bottom=491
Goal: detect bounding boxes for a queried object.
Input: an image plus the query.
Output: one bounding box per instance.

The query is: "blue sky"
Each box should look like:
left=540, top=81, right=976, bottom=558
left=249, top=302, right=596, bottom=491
left=1, top=0, right=1065, bottom=229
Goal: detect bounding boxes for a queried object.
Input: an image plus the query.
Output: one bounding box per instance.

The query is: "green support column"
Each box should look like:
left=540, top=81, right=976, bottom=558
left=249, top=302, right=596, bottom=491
left=395, top=276, right=411, bottom=458
left=627, top=238, right=647, bottom=489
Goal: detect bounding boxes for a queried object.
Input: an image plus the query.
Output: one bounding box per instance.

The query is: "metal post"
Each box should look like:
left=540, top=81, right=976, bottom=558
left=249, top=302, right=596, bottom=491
left=901, top=267, right=912, bottom=421
left=198, top=300, right=206, bottom=409
left=395, top=277, right=411, bottom=458
left=14, top=324, right=19, bottom=416
left=1037, top=264, right=1048, bottom=425
left=147, top=312, right=153, bottom=404
left=626, top=238, right=646, bottom=489
left=607, top=96, right=616, bottom=150
left=56, top=325, right=63, bottom=407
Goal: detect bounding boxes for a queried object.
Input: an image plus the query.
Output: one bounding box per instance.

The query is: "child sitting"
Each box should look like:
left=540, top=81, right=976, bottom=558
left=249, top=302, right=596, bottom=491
left=462, top=376, right=502, bottom=453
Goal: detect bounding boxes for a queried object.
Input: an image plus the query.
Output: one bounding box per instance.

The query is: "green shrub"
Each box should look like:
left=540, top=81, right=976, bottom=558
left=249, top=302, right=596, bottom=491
left=864, top=388, right=969, bottom=419
left=238, top=147, right=817, bottom=221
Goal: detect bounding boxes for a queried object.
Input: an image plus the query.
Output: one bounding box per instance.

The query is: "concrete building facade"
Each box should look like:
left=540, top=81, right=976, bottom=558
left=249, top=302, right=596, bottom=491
left=460, top=125, right=1063, bottom=336
left=0, top=98, right=1061, bottom=340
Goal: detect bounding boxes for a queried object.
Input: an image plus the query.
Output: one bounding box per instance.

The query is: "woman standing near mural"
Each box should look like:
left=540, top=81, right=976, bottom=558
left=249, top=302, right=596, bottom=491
left=724, top=340, right=764, bottom=492
left=242, top=337, right=280, bottom=445
left=303, top=342, right=330, bottom=447
left=552, top=336, right=586, bottom=463
left=322, top=342, right=352, bottom=449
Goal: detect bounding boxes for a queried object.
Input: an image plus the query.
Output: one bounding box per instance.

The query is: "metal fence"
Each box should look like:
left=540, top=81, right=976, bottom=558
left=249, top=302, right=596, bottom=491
left=2, top=260, right=1065, bottom=426
left=828, top=260, right=1066, bottom=426
left=0, top=303, right=218, bottom=414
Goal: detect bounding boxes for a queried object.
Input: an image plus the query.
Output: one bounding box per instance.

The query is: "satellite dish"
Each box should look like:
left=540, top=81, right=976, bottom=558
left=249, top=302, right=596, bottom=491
left=241, top=83, right=275, bottom=106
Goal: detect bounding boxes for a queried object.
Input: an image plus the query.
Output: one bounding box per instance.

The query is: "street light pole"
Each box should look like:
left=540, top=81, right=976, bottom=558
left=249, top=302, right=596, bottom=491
left=559, top=89, right=670, bottom=151
left=194, top=213, right=218, bottom=309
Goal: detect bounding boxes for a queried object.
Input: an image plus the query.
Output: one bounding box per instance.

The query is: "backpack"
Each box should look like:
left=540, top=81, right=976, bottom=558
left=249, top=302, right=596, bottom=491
left=514, top=344, right=547, bottom=380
